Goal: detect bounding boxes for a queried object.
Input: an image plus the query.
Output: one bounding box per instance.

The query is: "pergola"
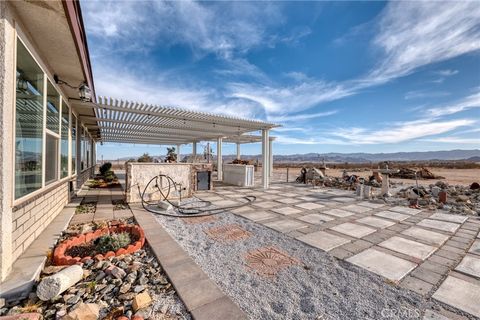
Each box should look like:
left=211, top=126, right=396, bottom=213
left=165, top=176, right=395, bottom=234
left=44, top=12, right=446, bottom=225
left=76, top=96, right=279, bottom=188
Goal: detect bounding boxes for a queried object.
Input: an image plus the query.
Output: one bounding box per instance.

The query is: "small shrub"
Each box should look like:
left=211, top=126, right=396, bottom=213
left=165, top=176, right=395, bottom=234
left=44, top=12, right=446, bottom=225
left=99, top=162, right=112, bottom=175
left=95, top=232, right=131, bottom=253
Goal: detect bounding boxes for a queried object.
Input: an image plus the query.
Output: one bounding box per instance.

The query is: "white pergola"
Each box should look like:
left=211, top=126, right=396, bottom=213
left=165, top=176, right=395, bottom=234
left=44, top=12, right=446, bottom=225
left=76, top=96, right=280, bottom=188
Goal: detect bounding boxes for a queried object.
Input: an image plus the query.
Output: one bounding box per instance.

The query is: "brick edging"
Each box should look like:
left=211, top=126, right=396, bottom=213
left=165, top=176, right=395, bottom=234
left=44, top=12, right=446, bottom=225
left=130, top=205, right=247, bottom=320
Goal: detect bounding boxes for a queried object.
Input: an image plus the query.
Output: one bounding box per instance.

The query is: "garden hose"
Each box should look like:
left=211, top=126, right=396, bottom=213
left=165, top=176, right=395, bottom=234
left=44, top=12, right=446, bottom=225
left=137, top=174, right=256, bottom=218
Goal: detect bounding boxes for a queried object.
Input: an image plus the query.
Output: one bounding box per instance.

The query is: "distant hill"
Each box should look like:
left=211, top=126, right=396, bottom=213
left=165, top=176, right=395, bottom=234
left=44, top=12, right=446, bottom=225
left=113, top=149, right=480, bottom=163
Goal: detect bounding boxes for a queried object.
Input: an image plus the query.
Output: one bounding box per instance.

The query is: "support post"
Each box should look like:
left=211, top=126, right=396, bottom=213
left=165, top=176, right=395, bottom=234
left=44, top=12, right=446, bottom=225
left=192, top=141, right=197, bottom=159
left=217, top=137, right=223, bottom=181
left=262, top=129, right=270, bottom=189
left=236, top=143, right=241, bottom=160
left=269, top=138, right=273, bottom=178
left=176, top=144, right=181, bottom=162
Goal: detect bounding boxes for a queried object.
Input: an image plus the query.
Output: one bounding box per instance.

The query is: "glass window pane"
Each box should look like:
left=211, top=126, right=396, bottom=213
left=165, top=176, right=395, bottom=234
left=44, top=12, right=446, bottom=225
left=15, top=39, right=44, bottom=199
left=61, top=101, right=69, bottom=178
left=46, top=80, right=60, bottom=133
left=45, top=134, right=58, bottom=184
left=72, top=115, right=76, bottom=174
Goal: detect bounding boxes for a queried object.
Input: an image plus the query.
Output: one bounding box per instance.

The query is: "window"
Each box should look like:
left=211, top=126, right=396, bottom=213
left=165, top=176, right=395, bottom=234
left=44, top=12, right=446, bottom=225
left=45, top=134, right=58, bottom=183
left=81, top=127, right=85, bottom=170
left=15, top=39, right=44, bottom=199
left=60, top=100, right=69, bottom=178
left=72, top=114, right=76, bottom=174
left=45, top=81, right=60, bottom=185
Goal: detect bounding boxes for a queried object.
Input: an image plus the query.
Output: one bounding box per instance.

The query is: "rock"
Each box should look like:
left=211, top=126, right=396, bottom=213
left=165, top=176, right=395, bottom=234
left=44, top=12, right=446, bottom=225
left=43, top=265, right=67, bottom=275
left=0, top=313, right=42, bottom=320
left=125, top=272, right=137, bottom=284
left=137, top=275, right=148, bottom=285
left=64, top=303, right=100, bottom=320
left=457, top=195, right=470, bottom=202
left=105, top=266, right=126, bottom=279
left=119, top=283, right=131, bottom=294
left=133, top=285, right=145, bottom=293
left=95, top=271, right=106, bottom=281
left=66, top=294, right=81, bottom=305
left=118, top=293, right=135, bottom=301
left=80, top=224, right=93, bottom=234
left=132, top=292, right=152, bottom=312
left=36, top=265, right=84, bottom=301
left=83, top=259, right=95, bottom=268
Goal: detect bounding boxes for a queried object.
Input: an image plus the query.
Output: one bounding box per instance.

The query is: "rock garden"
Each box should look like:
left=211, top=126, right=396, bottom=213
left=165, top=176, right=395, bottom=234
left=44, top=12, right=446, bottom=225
left=88, top=163, right=121, bottom=189
left=1, top=218, right=190, bottom=320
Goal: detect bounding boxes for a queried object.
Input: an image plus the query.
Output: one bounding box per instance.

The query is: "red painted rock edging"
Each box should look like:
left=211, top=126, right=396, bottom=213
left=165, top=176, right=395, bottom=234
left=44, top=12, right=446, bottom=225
left=53, top=225, right=145, bottom=265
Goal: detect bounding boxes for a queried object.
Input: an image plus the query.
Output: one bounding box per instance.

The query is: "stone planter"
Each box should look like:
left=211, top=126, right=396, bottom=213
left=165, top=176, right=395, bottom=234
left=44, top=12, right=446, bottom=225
left=53, top=225, right=145, bottom=265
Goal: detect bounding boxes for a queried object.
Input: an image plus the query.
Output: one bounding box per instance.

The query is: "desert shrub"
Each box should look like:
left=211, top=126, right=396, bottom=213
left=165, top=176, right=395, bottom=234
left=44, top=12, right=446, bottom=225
left=95, top=232, right=131, bottom=253
left=99, top=162, right=112, bottom=175
left=137, top=153, right=153, bottom=162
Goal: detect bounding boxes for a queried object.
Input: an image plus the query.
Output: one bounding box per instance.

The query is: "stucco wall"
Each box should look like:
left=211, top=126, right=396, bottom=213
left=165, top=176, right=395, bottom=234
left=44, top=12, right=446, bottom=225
left=0, top=1, right=16, bottom=281
left=126, top=163, right=193, bottom=203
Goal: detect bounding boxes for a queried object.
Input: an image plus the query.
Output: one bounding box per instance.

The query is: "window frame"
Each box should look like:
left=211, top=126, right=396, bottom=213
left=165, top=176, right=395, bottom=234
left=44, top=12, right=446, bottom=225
left=12, top=31, right=83, bottom=205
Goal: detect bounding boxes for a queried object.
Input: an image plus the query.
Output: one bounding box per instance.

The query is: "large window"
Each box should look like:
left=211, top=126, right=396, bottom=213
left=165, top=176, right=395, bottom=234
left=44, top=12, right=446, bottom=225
left=45, top=134, right=58, bottom=183
left=72, top=114, right=76, bottom=174
left=15, top=40, right=44, bottom=199
left=60, top=100, right=69, bottom=178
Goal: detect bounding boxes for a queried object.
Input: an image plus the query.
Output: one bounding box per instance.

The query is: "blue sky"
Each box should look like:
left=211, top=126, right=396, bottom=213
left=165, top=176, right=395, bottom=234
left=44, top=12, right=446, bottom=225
left=80, top=1, right=480, bottom=159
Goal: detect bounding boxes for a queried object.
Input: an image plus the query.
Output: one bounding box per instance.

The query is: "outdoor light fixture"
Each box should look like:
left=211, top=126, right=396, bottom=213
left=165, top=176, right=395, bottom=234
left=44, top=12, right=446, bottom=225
left=54, top=74, right=92, bottom=102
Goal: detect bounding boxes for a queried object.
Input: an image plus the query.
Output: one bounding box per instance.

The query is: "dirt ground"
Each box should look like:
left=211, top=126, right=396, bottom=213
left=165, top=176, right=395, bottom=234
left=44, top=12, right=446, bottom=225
left=274, top=167, right=480, bottom=187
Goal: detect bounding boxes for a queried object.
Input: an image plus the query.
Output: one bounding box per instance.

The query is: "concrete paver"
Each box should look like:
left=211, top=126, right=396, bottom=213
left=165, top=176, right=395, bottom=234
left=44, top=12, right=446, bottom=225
left=469, top=239, right=480, bottom=255
left=330, top=222, right=376, bottom=238
left=264, top=220, right=308, bottom=233
left=454, top=255, right=480, bottom=278
left=389, top=206, right=422, bottom=215
left=342, top=204, right=372, bottom=214
left=429, top=213, right=469, bottom=224
left=272, top=207, right=304, bottom=215
left=298, top=213, right=334, bottom=224
left=296, top=231, right=350, bottom=251
left=295, top=202, right=325, bottom=210
left=347, top=248, right=417, bottom=282
left=418, top=219, right=460, bottom=233
left=374, top=210, right=410, bottom=221
left=401, top=226, right=450, bottom=246
left=237, top=211, right=278, bottom=222
left=357, top=216, right=396, bottom=229
left=379, top=236, right=437, bottom=261
left=322, top=208, right=355, bottom=218
left=433, top=276, right=480, bottom=318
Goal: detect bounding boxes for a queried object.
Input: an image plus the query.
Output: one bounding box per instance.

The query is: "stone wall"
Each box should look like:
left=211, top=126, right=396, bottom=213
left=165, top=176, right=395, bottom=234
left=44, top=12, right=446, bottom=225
left=76, top=166, right=96, bottom=189
left=11, top=182, right=69, bottom=262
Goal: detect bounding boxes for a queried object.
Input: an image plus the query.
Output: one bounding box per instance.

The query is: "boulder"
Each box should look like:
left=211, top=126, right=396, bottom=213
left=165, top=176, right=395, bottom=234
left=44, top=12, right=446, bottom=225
left=37, top=265, right=84, bottom=301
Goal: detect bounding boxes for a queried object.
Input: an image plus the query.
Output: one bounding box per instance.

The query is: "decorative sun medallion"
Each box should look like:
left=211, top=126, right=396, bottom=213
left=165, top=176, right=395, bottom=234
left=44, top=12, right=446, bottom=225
left=205, top=224, right=252, bottom=242
left=181, top=215, right=218, bottom=225
left=244, top=246, right=300, bottom=277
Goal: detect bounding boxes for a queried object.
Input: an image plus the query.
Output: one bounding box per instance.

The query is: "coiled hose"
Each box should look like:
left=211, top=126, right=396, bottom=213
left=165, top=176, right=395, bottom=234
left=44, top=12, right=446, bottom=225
left=137, top=174, right=256, bottom=218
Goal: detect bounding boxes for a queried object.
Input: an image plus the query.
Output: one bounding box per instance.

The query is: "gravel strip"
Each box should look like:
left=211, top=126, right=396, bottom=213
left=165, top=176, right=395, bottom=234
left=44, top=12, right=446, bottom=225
left=154, top=210, right=438, bottom=320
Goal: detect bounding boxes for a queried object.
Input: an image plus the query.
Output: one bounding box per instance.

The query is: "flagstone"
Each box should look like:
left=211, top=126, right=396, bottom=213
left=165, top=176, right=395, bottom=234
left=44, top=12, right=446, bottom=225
left=374, top=210, right=410, bottom=221
left=342, top=204, right=372, bottom=214
left=429, top=213, right=468, bottom=224
left=417, top=219, right=460, bottom=233
left=401, top=227, right=449, bottom=246
left=357, top=216, right=396, bottom=229
left=330, top=223, right=376, bottom=238
left=272, top=207, right=304, bottom=215
left=295, top=202, right=325, bottom=210
left=433, top=276, right=480, bottom=318
left=322, top=208, right=355, bottom=218
left=455, top=255, right=480, bottom=278
left=298, top=213, right=334, bottom=224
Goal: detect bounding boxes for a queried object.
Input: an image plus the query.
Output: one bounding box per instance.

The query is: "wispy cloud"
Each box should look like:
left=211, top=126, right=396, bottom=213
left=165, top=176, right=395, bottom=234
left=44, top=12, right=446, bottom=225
left=435, top=69, right=459, bottom=77
left=331, top=119, right=476, bottom=144
left=421, top=137, right=480, bottom=144
left=426, top=92, right=480, bottom=117
left=268, top=110, right=338, bottom=122
left=404, top=90, right=450, bottom=100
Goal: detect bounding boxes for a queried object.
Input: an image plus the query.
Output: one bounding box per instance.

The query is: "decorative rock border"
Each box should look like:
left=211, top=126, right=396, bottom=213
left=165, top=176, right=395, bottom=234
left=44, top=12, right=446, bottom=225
left=53, top=225, right=145, bottom=265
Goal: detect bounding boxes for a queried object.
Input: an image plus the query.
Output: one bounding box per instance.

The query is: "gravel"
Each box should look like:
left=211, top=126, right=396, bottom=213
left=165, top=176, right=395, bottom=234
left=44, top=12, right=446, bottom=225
left=154, top=210, right=439, bottom=320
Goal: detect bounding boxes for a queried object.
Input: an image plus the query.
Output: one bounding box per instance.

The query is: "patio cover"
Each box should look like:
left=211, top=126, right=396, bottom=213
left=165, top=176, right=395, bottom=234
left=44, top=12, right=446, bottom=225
left=78, top=96, right=279, bottom=145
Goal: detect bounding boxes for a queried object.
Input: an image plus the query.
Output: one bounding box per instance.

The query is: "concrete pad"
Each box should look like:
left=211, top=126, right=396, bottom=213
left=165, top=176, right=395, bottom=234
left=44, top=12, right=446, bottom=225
left=455, top=255, right=480, bottom=278
left=296, top=231, right=350, bottom=251
left=330, top=223, right=376, bottom=238
left=347, top=248, right=417, bottom=282
left=342, top=204, right=372, bottom=214
left=298, top=213, right=334, bottom=224
left=357, top=216, right=396, bottom=229
left=389, top=206, right=422, bottom=215
left=379, top=236, right=437, bottom=260
left=276, top=198, right=302, bottom=204
left=272, top=207, right=304, bottom=215
left=418, top=219, right=460, bottom=233
left=282, top=192, right=301, bottom=198
left=230, top=206, right=252, bottom=214
left=433, top=276, right=480, bottom=318
left=374, top=210, right=410, bottom=221
left=259, top=194, right=283, bottom=201
left=401, top=227, right=450, bottom=246
left=295, top=202, right=325, bottom=210
left=237, top=211, right=278, bottom=222
left=299, top=196, right=319, bottom=202
left=357, top=201, right=385, bottom=209
left=322, top=208, right=355, bottom=218
left=264, top=220, right=308, bottom=233
left=254, top=201, right=282, bottom=209
left=429, top=213, right=468, bottom=224
left=211, top=200, right=241, bottom=207
left=469, top=239, right=480, bottom=256
left=331, top=197, right=357, bottom=203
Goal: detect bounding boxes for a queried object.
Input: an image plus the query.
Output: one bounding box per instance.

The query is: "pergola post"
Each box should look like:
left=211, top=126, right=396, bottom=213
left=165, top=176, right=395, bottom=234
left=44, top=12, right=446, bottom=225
left=217, top=137, right=223, bottom=181
left=236, top=143, right=241, bottom=160
left=262, top=129, right=270, bottom=189
left=192, top=141, right=197, bottom=159
left=269, top=138, right=273, bottom=177
left=176, top=144, right=181, bottom=162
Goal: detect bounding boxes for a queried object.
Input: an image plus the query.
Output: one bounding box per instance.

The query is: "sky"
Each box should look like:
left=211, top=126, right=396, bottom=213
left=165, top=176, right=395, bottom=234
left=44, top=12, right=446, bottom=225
left=80, top=1, right=480, bottom=159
